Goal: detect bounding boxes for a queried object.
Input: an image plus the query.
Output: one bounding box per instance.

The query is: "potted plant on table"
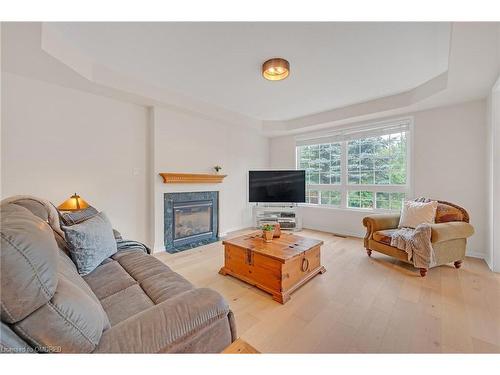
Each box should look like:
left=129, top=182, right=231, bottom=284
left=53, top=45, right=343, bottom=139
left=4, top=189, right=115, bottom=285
left=261, top=224, right=275, bottom=243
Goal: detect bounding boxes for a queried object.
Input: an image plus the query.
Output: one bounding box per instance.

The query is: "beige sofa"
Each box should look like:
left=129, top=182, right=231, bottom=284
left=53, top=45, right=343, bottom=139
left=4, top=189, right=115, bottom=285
left=362, top=200, right=474, bottom=276
left=0, top=197, right=236, bottom=353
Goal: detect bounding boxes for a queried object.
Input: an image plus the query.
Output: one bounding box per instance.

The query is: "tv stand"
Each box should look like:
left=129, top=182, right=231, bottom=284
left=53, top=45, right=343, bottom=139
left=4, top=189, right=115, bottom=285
left=253, top=204, right=302, bottom=231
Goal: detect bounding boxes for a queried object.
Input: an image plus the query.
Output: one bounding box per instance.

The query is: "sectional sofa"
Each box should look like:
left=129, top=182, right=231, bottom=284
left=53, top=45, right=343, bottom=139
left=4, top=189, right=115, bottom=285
left=0, top=196, right=236, bottom=353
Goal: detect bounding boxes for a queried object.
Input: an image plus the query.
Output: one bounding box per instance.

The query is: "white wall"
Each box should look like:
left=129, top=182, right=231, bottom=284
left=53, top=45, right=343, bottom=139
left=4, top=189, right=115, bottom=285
left=413, top=100, right=487, bottom=258
left=1, top=73, right=270, bottom=252
left=1, top=26, right=2, bottom=200
left=270, top=100, right=488, bottom=258
left=1, top=73, right=150, bottom=243
left=0, top=70, right=491, bottom=261
left=486, top=76, right=500, bottom=271
left=151, top=106, right=269, bottom=252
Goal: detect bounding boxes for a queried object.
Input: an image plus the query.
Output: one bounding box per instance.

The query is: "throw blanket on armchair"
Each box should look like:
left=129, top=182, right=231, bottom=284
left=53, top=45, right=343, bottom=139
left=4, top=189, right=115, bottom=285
left=390, top=224, right=436, bottom=269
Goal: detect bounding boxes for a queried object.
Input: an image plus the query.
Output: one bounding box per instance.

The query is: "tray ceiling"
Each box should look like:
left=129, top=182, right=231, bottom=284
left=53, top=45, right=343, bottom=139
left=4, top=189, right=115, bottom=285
left=50, top=22, right=451, bottom=121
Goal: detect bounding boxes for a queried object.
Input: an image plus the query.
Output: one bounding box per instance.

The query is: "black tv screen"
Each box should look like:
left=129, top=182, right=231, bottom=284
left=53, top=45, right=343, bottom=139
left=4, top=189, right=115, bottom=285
left=249, top=170, right=306, bottom=203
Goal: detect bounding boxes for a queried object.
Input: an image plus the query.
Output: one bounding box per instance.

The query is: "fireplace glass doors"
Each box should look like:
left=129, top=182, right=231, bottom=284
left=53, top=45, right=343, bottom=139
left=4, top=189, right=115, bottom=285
left=173, top=200, right=213, bottom=242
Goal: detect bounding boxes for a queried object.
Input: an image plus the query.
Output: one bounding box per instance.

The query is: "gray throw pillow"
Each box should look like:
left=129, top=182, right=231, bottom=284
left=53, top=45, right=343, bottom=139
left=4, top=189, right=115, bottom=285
left=59, top=206, right=99, bottom=226
left=62, top=212, right=117, bottom=275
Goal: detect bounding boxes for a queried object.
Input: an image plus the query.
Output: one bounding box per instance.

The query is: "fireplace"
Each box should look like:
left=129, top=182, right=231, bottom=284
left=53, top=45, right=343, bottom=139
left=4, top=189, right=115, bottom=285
left=174, top=200, right=213, bottom=241
left=164, top=191, right=218, bottom=253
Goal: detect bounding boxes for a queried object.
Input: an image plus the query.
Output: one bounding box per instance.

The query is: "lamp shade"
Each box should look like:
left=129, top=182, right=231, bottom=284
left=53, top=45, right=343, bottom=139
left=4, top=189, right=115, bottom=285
left=57, top=193, right=90, bottom=211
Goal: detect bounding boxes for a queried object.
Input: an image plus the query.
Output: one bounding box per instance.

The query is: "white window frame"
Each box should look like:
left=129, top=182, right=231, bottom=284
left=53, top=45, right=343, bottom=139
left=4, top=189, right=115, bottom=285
left=295, top=117, right=414, bottom=212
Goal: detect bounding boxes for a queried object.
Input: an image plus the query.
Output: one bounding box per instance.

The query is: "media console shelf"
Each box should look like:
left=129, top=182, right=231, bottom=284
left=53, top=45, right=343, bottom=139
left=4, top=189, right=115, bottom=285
left=253, top=205, right=302, bottom=231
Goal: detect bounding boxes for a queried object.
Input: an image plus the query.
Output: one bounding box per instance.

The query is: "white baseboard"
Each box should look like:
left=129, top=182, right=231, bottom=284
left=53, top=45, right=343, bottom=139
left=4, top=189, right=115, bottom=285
left=151, top=227, right=253, bottom=253
left=152, top=244, right=165, bottom=253
left=219, top=227, right=254, bottom=239
left=301, top=227, right=489, bottom=264
left=484, top=256, right=494, bottom=271
left=465, top=250, right=486, bottom=260
left=302, top=225, right=364, bottom=239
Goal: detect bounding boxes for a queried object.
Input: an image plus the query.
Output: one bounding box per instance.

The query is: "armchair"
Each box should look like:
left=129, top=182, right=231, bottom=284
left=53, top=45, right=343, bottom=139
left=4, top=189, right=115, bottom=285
left=362, top=200, right=474, bottom=276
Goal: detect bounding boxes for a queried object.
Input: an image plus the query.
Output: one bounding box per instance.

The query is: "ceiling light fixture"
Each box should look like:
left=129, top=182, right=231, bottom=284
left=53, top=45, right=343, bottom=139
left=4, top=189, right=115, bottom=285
left=262, top=58, right=290, bottom=81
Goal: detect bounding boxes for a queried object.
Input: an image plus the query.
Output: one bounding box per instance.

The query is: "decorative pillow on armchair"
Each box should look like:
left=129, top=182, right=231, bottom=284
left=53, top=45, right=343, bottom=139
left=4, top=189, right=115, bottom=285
left=62, top=211, right=117, bottom=275
left=398, top=200, right=438, bottom=229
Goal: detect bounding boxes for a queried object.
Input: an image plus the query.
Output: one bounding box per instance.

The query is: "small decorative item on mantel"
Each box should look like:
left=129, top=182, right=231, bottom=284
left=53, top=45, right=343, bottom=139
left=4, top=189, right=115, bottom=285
left=214, top=165, right=222, bottom=174
left=261, top=224, right=275, bottom=243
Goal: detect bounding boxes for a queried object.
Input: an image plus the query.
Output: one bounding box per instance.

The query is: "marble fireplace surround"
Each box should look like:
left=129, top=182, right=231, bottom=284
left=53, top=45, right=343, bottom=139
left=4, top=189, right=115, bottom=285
left=152, top=178, right=247, bottom=254
left=164, top=191, right=219, bottom=253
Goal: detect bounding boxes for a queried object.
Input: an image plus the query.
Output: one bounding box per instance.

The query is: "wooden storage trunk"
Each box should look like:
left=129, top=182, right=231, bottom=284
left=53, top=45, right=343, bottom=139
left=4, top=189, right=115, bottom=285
left=219, top=232, right=325, bottom=304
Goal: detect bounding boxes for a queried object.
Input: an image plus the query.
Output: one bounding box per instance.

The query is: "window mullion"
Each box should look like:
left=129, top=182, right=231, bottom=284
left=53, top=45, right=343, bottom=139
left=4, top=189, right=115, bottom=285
left=340, top=141, right=347, bottom=208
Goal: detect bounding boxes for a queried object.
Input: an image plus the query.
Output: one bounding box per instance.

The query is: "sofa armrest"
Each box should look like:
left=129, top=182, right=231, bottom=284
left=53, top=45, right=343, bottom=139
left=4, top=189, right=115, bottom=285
left=112, top=229, right=122, bottom=240
left=362, top=214, right=400, bottom=247
left=430, top=222, right=474, bottom=244
left=94, top=288, right=235, bottom=353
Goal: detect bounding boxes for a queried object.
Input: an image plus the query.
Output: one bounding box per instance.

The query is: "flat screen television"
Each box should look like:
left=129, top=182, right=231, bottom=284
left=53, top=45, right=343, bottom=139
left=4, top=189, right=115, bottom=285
left=248, top=170, right=306, bottom=203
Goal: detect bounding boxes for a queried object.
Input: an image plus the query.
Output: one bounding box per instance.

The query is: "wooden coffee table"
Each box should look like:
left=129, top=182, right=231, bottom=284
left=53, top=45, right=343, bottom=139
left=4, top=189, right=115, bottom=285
left=219, top=232, right=326, bottom=304
left=222, top=338, right=260, bottom=354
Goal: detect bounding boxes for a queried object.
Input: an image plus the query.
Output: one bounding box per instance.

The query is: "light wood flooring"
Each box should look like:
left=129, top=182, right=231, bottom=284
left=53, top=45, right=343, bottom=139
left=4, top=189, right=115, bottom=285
left=155, top=229, right=500, bottom=353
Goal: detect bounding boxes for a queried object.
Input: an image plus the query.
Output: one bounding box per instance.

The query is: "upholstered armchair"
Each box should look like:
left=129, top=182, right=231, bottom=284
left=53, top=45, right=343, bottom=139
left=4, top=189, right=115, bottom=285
left=362, top=200, right=474, bottom=276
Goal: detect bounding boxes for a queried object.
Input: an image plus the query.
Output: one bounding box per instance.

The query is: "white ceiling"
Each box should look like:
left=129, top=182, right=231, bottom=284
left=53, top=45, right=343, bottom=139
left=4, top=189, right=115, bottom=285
left=50, top=22, right=451, bottom=121
left=2, top=22, right=498, bottom=135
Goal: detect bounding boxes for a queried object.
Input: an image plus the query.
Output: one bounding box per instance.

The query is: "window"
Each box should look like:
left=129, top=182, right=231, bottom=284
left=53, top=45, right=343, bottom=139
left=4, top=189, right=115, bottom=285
left=320, top=191, right=341, bottom=206
left=348, top=191, right=374, bottom=209
left=298, top=143, right=341, bottom=185
left=305, top=189, right=319, bottom=204
left=375, top=192, right=406, bottom=210
left=296, top=118, right=411, bottom=211
left=305, top=190, right=341, bottom=206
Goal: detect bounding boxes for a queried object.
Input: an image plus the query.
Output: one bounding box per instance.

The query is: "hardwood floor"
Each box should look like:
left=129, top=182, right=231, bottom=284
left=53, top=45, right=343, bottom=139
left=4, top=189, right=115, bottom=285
left=155, top=229, right=500, bottom=353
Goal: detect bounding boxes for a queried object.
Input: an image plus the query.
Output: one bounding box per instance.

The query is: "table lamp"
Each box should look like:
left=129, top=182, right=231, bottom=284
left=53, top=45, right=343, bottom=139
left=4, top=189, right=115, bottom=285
left=57, top=193, right=90, bottom=211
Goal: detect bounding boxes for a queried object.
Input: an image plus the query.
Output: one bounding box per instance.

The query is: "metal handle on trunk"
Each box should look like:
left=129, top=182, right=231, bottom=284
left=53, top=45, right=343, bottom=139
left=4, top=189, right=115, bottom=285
left=301, top=258, right=309, bottom=272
